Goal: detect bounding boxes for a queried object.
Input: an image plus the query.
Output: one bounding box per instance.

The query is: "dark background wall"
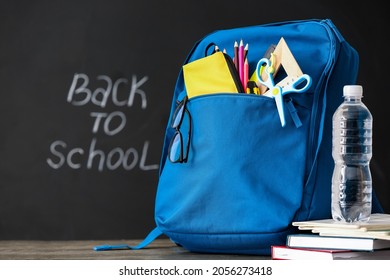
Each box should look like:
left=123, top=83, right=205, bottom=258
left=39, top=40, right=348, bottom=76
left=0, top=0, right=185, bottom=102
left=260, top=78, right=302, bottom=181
left=0, top=0, right=388, bottom=240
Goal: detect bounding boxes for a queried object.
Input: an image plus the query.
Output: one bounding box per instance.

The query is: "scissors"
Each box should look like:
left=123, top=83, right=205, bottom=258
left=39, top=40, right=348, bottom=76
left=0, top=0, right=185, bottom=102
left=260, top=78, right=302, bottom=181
left=255, top=57, right=312, bottom=127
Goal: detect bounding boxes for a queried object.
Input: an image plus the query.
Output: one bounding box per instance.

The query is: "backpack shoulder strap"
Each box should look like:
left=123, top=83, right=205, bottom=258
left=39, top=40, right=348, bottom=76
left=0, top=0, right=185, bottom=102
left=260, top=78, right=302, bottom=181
left=93, top=227, right=163, bottom=251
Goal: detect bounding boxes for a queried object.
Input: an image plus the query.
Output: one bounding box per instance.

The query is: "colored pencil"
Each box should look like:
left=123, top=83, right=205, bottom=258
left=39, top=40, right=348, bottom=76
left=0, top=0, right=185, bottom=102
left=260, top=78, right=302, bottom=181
left=244, top=57, right=249, bottom=91
left=239, top=39, right=244, bottom=89
left=233, top=40, right=239, bottom=71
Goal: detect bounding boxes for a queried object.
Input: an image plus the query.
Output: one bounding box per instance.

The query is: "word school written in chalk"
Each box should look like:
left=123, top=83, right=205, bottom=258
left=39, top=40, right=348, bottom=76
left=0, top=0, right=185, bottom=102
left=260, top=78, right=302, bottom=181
left=47, top=139, right=158, bottom=172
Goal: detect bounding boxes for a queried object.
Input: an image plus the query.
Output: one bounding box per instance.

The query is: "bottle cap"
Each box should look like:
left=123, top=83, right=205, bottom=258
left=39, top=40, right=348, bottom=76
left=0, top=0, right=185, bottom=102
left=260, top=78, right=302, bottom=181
left=343, top=85, right=363, bottom=97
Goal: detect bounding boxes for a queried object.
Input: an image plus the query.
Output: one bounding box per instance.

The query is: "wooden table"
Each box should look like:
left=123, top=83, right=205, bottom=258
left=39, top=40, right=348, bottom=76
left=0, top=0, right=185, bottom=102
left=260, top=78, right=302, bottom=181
left=0, top=238, right=271, bottom=260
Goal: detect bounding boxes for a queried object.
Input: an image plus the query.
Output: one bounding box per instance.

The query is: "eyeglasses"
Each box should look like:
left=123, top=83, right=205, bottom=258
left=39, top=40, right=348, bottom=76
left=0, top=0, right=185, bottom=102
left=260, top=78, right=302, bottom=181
left=168, top=96, right=192, bottom=163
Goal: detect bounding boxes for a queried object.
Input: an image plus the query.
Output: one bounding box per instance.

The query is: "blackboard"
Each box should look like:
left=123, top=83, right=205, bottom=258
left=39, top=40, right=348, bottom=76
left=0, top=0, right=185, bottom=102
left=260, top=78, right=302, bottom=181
left=0, top=0, right=388, bottom=240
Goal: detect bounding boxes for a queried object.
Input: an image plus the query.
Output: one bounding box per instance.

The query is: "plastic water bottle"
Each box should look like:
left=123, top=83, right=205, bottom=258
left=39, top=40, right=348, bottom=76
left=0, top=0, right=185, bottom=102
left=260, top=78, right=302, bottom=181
left=331, top=85, right=372, bottom=222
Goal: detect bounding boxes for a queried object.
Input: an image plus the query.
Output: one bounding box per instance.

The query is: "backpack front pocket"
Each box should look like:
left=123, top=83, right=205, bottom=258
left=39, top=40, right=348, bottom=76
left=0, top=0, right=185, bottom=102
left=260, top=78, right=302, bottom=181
left=156, top=93, right=311, bottom=235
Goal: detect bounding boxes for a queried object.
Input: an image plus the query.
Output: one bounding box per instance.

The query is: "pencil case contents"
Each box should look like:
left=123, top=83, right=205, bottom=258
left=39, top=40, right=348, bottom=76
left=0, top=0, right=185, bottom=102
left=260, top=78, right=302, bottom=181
left=182, top=37, right=312, bottom=127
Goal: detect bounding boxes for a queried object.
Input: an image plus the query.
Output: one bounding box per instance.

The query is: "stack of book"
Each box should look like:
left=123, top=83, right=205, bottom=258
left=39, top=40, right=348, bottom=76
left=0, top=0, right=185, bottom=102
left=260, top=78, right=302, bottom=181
left=272, top=213, right=390, bottom=260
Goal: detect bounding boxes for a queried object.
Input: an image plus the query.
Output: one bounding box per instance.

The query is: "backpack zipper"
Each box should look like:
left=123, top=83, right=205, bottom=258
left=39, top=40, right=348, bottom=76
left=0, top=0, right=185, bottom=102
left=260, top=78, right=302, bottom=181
left=306, top=20, right=338, bottom=174
left=223, top=52, right=245, bottom=93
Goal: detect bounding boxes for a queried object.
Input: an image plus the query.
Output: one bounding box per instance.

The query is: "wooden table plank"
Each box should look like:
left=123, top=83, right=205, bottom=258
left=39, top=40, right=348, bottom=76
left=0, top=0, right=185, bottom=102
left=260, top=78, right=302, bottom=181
left=0, top=238, right=270, bottom=260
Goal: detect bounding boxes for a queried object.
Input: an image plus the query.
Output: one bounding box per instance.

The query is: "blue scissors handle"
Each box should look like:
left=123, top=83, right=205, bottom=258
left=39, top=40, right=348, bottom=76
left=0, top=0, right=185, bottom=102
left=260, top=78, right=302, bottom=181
left=281, top=74, right=312, bottom=95
left=255, top=58, right=275, bottom=89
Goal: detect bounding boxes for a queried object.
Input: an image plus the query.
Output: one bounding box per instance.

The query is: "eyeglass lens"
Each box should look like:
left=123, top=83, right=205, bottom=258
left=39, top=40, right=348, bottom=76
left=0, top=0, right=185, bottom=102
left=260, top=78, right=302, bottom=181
left=168, top=97, right=189, bottom=163
left=169, top=132, right=183, bottom=162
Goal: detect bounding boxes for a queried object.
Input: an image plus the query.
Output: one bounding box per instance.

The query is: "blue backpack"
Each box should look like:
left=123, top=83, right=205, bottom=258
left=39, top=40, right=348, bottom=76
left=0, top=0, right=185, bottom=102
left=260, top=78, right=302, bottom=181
left=95, top=19, right=383, bottom=255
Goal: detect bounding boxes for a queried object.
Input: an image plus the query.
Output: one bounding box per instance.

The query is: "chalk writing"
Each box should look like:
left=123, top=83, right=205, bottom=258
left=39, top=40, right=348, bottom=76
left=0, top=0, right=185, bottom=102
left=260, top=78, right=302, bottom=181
left=67, top=73, right=148, bottom=108
left=47, top=139, right=158, bottom=171
left=47, top=72, right=159, bottom=172
left=90, top=111, right=126, bottom=135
